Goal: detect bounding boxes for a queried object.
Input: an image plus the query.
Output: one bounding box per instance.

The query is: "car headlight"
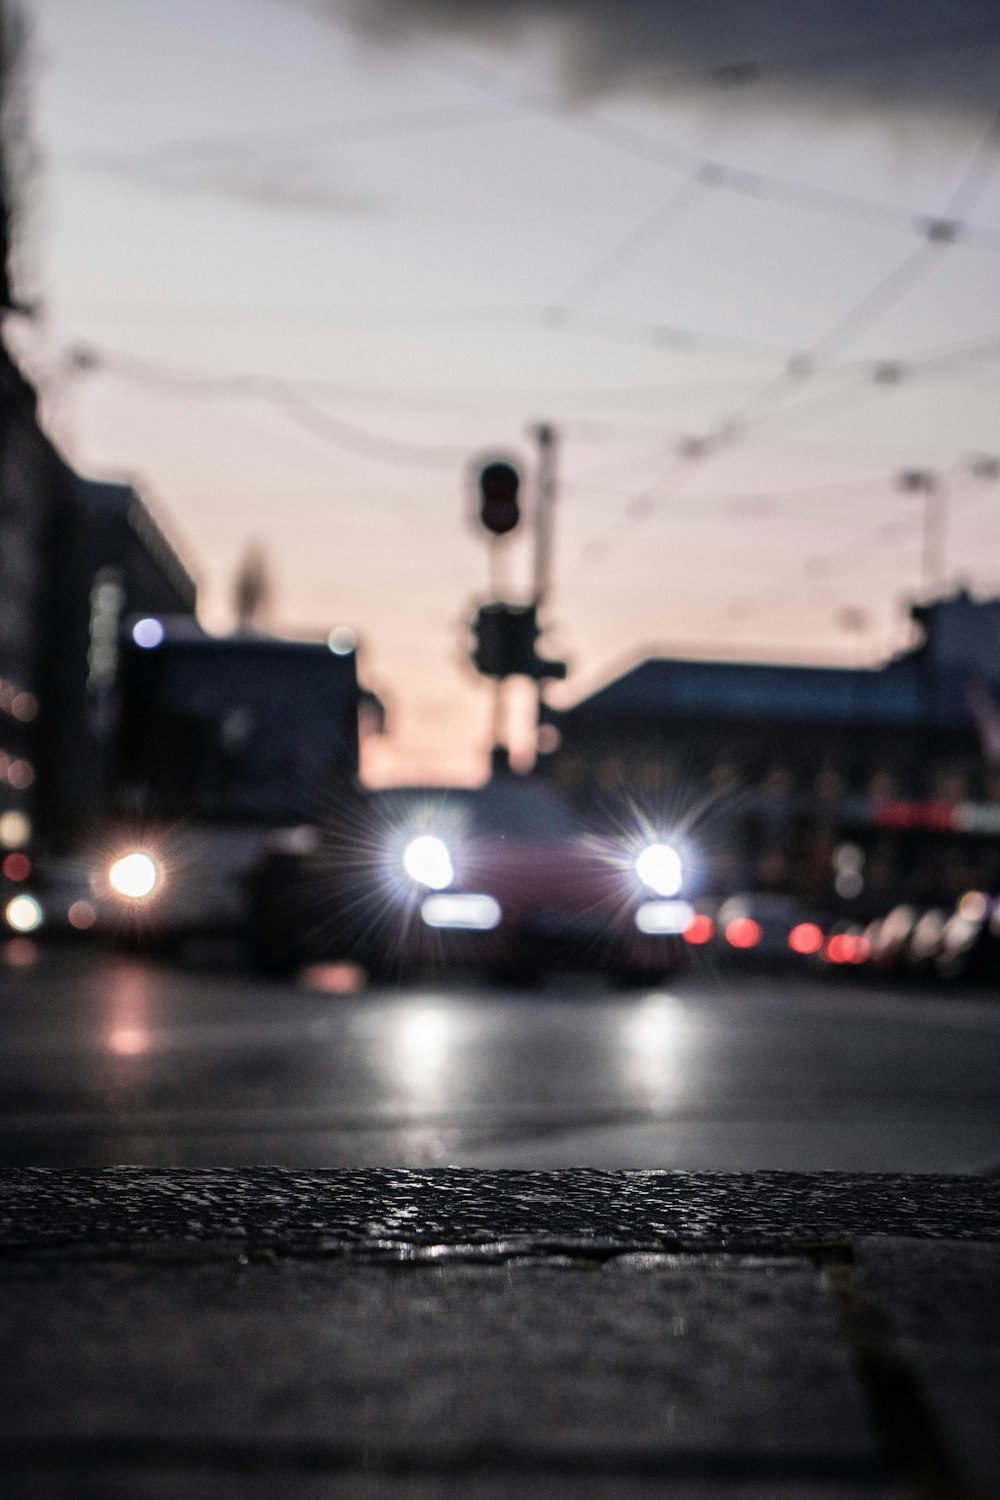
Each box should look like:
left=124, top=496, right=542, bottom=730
left=402, top=835, right=454, bottom=890
left=635, top=842, right=682, bottom=897
left=107, top=851, right=161, bottom=901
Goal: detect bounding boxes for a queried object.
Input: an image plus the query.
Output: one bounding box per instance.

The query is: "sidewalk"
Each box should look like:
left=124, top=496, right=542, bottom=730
left=1, top=1169, right=997, bottom=1499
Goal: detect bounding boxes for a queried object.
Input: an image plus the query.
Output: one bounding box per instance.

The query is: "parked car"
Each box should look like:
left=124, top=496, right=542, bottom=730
left=244, top=776, right=694, bottom=981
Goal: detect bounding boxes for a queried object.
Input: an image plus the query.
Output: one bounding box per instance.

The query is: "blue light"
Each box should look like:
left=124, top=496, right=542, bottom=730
left=328, top=626, right=356, bottom=655
left=132, top=618, right=165, bottom=649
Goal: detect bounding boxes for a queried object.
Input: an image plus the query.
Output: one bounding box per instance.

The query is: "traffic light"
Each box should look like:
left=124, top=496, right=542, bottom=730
left=477, top=460, right=521, bottom=536
left=470, top=603, right=567, bottom=681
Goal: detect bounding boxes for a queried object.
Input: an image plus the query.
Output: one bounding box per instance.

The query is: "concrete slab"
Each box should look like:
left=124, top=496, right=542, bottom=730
left=0, top=1258, right=874, bottom=1466
left=857, top=1239, right=1000, bottom=1500
left=2, top=1171, right=994, bottom=1499
left=0, top=1470, right=912, bottom=1500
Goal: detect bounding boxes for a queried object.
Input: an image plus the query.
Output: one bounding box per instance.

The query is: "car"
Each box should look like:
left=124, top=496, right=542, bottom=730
left=710, top=892, right=830, bottom=963
left=918, top=891, right=996, bottom=984
left=85, top=823, right=273, bottom=952
left=244, top=776, right=695, bottom=981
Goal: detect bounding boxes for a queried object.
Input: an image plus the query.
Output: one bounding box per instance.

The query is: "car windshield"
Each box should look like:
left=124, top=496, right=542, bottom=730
left=369, top=780, right=582, bottom=841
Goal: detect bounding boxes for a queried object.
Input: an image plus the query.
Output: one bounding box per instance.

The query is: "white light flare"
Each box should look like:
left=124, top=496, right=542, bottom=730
left=5, top=893, right=43, bottom=932
left=393, top=1002, right=452, bottom=1111
left=635, top=842, right=683, bottom=897
left=622, top=994, right=685, bottom=1104
left=635, top=899, right=693, bottom=935
left=105, top=962, right=153, bottom=1058
left=403, top=835, right=454, bottom=890
left=108, top=851, right=160, bottom=901
left=421, top=893, right=501, bottom=931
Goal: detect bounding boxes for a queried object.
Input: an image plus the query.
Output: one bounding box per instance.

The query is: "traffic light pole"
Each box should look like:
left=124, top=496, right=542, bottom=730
left=531, top=424, right=558, bottom=610
left=470, top=440, right=565, bottom=774
left=488, top=534, right=508, bottom=603
left=531, top=423, right=558, bottom=757
left=490, top=675, right=508, bottom=773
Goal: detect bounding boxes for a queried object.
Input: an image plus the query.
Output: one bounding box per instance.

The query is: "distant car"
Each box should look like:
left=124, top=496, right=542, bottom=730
left=904, top=907, right=949, bottom=976
left=916, top=892, right=996, bottom=983
left=244, top=777, right=695, bottom=980
left=82, top=824, right=279, bottom=952
left=712, top=893, right=829, bottom=962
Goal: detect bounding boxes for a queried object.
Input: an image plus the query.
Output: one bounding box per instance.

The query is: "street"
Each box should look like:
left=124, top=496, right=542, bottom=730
left=2, top=950, right=998, bottom=1172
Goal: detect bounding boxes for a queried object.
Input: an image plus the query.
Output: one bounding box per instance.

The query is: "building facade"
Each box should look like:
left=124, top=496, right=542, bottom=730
left=0, top=343, right=198, bottom=856
left=35, top=477, right=198, bottom=850
left=541, top=595, right=1000, bottom=913
left=0, top=347, right=75, bottom=857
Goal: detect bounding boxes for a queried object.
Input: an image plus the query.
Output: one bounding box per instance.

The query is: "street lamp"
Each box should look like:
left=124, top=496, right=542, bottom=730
left=897, top=469, right=947, bottom=597
left=896, top=458, right=1000, bottom=600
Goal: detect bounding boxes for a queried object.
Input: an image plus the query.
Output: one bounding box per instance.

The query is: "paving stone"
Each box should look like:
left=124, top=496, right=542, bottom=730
left=4, top=1172, right=993, bottom=1498
left=0, top=1168, right=997, bottom=1254
left=0, top=1258, right=875, bottom=1470
left=857, top=1239, right=1000, bottom=1500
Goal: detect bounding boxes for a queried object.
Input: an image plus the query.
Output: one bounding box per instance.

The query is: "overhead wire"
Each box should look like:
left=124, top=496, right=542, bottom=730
left=58, top=295, right=1000, bottom=382
left=81, top=0, right=1000, bottom=409
left=43, top=0, right=1000, bottom=658
left=75, top=345, right=471, bottom=468
left=290, top=1, right=1000, bottom=254
left=693, top=512, right=923, bottom=638
left=804, top=242, right=947, bottom=365
left=694, top=455, right=998, bottom=637
left=567, top=472, right=901, bottom=511
left=259, top=2, right=1000, bottom=570
left=61, top=25, right=1000, bottom=550
left=546, top=175, right=709, bottom=310
left=570, top=369, right=897, bottom=564
left=66, top=320, right=1000, bottom=511
left=65, top=303, right=1000, bottom=428
left=58, top=296, right=797, bottom=367
left=806, top=101, right=1000, bottom=363
left=575, top=94, right=1000, bottom=559
left=260, top=384, right=472, bottom=467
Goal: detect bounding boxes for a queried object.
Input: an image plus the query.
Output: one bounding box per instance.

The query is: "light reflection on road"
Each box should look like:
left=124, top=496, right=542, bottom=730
left=105, top=962, right=154, bottom=1058
left=620, top=992, right=687, bottom=1107
left=391, top=1000, right=451, bottom=1108
left=1, top=954, right=999, bottom=1171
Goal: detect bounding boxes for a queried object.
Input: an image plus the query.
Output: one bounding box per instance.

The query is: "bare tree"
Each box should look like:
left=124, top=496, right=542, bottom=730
left=232, top=542, right=274, bottom=634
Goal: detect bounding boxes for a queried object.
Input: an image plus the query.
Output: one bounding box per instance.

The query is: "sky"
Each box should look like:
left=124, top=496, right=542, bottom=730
left=12, top=0, right=1000, bottom=782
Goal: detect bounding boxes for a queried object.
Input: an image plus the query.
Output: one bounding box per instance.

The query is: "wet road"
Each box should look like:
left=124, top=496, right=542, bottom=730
left=1, top=949, right=998, bottom=1172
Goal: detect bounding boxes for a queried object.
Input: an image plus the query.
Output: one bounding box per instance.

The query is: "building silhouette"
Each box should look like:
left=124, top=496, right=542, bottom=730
left=541, top=594, right=1000, bottom=912
left=0, top=345, right=196, bottom=856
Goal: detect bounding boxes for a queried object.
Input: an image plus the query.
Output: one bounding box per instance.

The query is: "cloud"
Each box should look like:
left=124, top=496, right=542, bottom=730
left=99, top=156, right=380, bottom=217
left=313, top=1, right=1000, bottom=130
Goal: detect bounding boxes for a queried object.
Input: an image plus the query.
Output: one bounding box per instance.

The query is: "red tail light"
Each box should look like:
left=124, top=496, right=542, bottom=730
left=2, top=852, right=30, bottom=882
left=684, top=913, right=715, bottom=945
left=726, top=916, right=762, bottom=949
left=826, top=933, right=870, bottom=964
left=788, top=921, right=823, bottom=955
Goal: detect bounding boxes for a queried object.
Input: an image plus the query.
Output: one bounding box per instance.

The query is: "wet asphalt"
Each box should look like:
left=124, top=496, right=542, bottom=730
left=0, top=947, right=998, bottom=1172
